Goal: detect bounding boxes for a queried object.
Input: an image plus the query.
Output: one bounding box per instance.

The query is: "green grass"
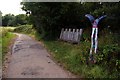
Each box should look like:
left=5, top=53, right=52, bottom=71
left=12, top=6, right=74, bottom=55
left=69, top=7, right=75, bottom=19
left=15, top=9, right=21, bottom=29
left=43, top=40, right=109, bottom=78
left=0, top=32, right=2, bottom=67
left=2, top=32, right=16, bottom=59
left=43, top=30, right=120, bottom=78
left=0, top=27, right=16, bottom=65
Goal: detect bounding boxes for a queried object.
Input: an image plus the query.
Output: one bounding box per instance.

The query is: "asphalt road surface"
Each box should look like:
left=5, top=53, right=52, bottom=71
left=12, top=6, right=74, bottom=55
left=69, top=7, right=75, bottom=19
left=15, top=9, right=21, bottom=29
left=5, top=33, right=75, bottom=78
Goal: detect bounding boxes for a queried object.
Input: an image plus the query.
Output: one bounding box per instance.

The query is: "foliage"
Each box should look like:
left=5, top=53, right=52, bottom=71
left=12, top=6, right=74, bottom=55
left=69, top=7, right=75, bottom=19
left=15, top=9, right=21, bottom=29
left=43, top=29, right=119, bottom=78
left=96, top=31, right=120, bottom=77
left=1, top=27, right=16, bottom=62
left=92, top=2, right=120, bottom=32
left=21, top=2, right=86, bottom=40
left=2, top=14, right=15, bottom=26
left=14, top=24, right=120, bottom=78
left=18, top=2, right=120, bottom=78
left=14, top=14, right=28, bottom=26
left=2, top=14, right=28, bottom=27
left=21, top=2, right=120, bottom=40
left=44, top=40, right=109, bottom=78
left=0, top=27, right=2, bottom=65
left=14, top=25, right=36, bottom=35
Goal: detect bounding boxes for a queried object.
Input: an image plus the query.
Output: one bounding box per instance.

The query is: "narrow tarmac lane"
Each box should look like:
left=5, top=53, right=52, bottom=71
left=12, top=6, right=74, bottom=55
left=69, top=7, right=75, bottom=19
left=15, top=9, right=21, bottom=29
left=5, top=33, right=75, bottom=78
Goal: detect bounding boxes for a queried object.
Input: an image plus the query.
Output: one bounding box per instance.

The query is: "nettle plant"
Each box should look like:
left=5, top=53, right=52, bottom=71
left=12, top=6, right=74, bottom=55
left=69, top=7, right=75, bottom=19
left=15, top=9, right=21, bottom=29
left=96, top=44, right=120, bottom=73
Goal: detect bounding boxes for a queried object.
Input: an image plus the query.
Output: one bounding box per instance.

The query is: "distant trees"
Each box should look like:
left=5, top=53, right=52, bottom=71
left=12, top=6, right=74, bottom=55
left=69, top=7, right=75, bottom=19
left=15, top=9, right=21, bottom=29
left=2, top=14, right=15, bottom=26
left=21, top=2, right=120, bottom=40
left=2, top=14, right=28, bottom=27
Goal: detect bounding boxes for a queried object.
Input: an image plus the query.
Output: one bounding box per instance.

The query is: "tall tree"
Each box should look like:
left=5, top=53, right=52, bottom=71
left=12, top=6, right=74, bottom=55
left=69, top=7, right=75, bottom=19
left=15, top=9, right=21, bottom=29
left=21, top=2, right=120, bottom=39
left=21, top=2, right=84, bottom=39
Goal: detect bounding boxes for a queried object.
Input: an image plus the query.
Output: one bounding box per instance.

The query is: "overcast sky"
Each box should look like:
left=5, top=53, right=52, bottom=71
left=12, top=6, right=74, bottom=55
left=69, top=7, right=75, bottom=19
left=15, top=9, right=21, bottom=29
left=0, top=0, right=119, bottom=16
left=0, top=0, right=26, bottom=16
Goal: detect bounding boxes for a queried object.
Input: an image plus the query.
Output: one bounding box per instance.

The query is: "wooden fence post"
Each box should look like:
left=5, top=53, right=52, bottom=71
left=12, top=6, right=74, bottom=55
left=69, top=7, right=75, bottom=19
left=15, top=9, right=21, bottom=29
left=69, top=29, right=73, bottom=42
left=59, top=28, right=83, bottom=44
left=64, top=28, right=68, bottom=41
left=72, top=29, right=75, bottom=43
left=67, top=28, right=71, bottom=42
left=60, top=28, right=64, bottom=40
left=75, top=29, right=79, bottom=43
left=63, top=29, right=65, bottom=40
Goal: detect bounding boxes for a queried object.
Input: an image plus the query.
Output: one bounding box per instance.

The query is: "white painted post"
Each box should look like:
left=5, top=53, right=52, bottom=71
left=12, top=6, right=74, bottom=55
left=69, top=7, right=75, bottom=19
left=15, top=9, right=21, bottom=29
left=72, top=29, right=75, bottom=42
left=75, top=29, right=79, bottom=43
left=64, top=28, right=68, bottom=41
left=66, top=29, right=69, bottom=41
left=60, top=28, right=64, bottom=40
left=60, top=28, right=83, bottom=43
left=70, top=30, right=72, bottom=42
left=67, top=28, right=71, bottom=42
left=63, top=29, right=66, bottom=40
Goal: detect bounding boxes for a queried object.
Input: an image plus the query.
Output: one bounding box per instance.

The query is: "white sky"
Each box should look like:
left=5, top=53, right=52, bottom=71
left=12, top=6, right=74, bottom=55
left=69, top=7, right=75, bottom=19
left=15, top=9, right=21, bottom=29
left=0, top=0, right=26, bottom=16
left=0, top=0, right=119, bottom=16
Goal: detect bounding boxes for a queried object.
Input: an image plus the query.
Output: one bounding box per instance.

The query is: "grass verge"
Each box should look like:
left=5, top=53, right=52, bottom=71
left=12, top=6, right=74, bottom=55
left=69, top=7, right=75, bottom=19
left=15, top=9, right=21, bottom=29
left=43, top=29, right=120, bottom=78
left=2, top=32, right=16, bottom=60
left=43, top=41, right=108, bottom=78
left=0, top=27, right=17, bottom=64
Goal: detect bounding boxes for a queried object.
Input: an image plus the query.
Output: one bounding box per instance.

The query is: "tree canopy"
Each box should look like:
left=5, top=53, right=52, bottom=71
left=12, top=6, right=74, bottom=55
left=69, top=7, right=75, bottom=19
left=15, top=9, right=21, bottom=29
left=21, top=2, right=120, bottom=40
left=2, top=14, right=28, bottom=27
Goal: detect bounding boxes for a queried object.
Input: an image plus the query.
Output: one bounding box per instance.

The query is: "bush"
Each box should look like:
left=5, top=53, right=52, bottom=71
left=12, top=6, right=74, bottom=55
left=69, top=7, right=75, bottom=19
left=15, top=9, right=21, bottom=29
left=44, top=28, right=119, bottom=78
left=2, top=28, right=8, bottom=37
left=14, top=25, right=36, bottom=35
left=81, top=65, right=108, bottom=78
left=96, top=44, right=120, bottom=75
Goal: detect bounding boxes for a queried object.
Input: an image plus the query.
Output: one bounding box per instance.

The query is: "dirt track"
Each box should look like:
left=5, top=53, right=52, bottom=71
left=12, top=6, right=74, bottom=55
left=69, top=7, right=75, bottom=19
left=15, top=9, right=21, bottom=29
left=5, top=33, right=75, bottom=78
